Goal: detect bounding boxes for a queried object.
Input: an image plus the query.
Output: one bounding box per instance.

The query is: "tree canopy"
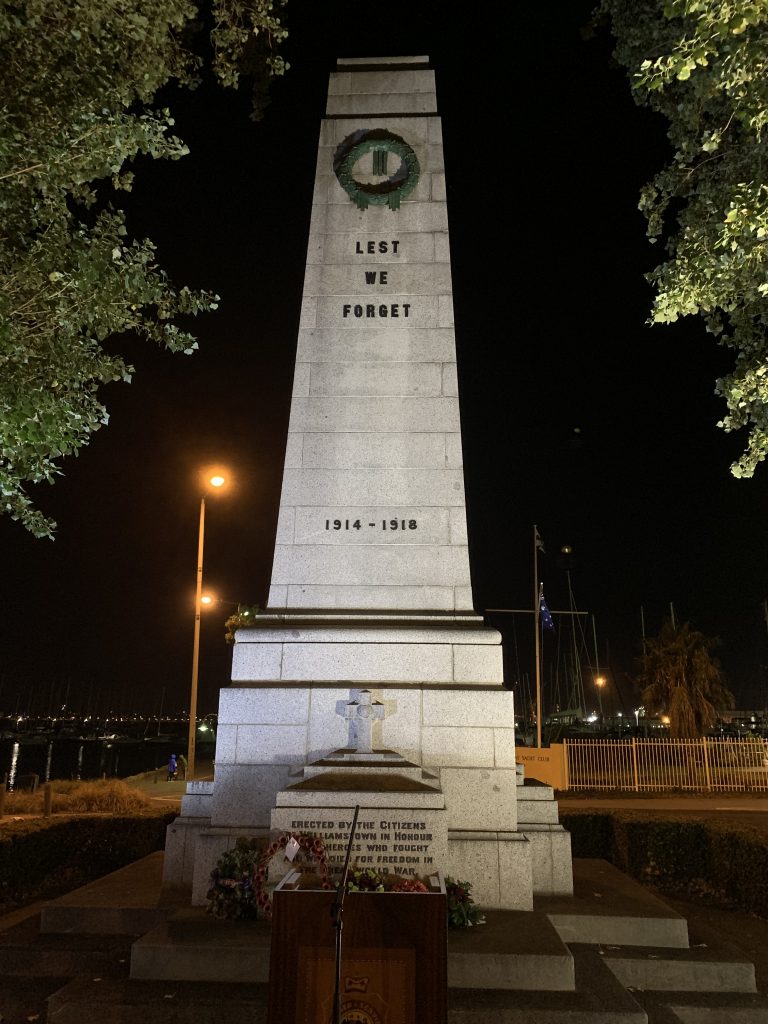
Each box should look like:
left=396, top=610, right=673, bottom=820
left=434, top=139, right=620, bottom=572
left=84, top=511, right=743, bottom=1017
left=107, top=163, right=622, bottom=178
left=0, top=0, right=287, bottom=537
left=638, top=619, right=734, bottom=737
left=597, top=0, right=768, bottom=477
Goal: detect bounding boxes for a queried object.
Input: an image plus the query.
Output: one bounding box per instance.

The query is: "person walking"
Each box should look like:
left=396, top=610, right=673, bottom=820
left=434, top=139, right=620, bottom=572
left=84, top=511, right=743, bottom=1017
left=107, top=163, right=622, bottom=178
left=167, top=753, right=178, bottom=781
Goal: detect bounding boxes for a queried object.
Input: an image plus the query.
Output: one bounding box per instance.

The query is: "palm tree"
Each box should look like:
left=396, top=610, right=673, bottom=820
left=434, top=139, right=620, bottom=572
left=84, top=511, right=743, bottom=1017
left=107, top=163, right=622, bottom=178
left=638, top=620, right=734, bottom=738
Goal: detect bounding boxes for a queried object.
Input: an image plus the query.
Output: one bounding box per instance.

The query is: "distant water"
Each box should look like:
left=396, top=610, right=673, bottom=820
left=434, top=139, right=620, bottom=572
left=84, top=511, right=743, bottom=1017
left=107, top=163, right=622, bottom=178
left=0, top=736, right=213, bottom=788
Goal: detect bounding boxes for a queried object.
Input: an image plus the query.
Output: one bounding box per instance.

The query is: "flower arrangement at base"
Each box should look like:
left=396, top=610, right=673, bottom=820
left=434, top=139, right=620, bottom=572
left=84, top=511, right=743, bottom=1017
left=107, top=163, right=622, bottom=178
left=346, top=867, right=386, bottom=892
left=390, top=877, right=429, bottom=892
left=253, top=832, right=332, bottom=919
left=206, top=837, right=264, bottom=920
left=445, top=876, right=486, bottom=929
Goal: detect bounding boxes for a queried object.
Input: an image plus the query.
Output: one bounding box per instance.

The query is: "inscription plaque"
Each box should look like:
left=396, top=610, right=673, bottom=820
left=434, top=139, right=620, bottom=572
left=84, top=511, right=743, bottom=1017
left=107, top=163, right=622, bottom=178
left=270, top=808, right=447, bottom=877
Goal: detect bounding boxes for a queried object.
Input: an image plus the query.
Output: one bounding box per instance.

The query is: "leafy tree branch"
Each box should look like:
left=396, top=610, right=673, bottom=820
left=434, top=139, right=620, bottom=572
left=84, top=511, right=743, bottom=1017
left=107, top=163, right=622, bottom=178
left=596, top=0, right=768, bottom=476
left=0, top=0, right=288, bottom=537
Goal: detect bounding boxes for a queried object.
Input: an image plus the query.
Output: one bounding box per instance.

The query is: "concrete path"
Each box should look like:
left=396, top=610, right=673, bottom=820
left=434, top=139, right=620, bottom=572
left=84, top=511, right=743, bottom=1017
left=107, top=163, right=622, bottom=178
left=123, top=760, right=215, bottom=810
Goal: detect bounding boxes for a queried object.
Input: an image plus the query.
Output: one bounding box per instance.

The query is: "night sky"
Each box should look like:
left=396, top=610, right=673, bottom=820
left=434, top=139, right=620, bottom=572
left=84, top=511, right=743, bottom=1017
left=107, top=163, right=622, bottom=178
left=2, top=2, right=768, bottom=722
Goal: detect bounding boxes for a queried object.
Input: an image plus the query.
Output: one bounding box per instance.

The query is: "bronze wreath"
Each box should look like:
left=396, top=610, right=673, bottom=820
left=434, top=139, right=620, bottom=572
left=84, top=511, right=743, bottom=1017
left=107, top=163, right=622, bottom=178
left=334, top=129, right=420, bottom=211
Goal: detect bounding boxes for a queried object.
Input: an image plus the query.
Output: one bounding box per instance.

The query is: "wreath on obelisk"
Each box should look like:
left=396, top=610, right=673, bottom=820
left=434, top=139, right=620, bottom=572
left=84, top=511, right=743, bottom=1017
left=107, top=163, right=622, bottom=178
left=334, top=129, right=420, bottom=211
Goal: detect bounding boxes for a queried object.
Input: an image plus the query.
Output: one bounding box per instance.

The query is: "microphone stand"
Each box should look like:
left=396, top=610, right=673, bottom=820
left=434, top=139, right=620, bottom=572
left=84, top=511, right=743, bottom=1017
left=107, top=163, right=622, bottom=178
left=330, top=804, right=359, bottom=1024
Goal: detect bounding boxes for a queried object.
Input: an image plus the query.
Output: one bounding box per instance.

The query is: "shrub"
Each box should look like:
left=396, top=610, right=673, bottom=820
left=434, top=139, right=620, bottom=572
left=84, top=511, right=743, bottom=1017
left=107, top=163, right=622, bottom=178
left=560, top=808, right=768, bottom=918
left=3, top=778, right=152, bottom=815
left=0, top=810, right=175, bottom=911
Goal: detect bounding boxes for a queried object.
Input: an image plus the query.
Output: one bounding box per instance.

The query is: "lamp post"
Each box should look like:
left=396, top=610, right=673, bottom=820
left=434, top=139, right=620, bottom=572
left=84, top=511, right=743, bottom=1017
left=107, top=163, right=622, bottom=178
left=595, top=675, right=606, bottom=721
left=187, top=473, right=226, bottom=779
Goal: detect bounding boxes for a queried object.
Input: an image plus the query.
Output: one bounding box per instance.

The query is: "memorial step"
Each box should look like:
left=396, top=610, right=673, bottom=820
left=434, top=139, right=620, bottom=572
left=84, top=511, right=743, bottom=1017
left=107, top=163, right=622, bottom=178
left=131, top=910, right=272, bottom=983
left=40, top=972, right=768, bottom=1024
left=45, top=976, right=270, bottom=1024
left=129, top=901, right=759, bottom=1001
left=0, top=974, right=67, bottom=1023
left=600, top=920, right=757, bottom=992
left=39, top=850, right=184, bottom=936
left=537, top=860, right=690, bottom=948
left=0, top=899, right=133, bottom=977
left=131, top=906, right=575, bottom=993
left=31, top=854, right=766, bottom=1024
left=631, top=990, right=768, bottom=1023
left=448, top=947, right=647, bottom=1021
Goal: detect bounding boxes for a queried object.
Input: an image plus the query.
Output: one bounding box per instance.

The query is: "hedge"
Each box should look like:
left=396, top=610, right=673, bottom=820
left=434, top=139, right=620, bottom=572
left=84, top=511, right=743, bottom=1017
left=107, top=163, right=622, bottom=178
left=561, top=809, right=768, bottom=918
left=0, top=810, right=176, bottom=911
left=3, top=808, right=766, bottom=920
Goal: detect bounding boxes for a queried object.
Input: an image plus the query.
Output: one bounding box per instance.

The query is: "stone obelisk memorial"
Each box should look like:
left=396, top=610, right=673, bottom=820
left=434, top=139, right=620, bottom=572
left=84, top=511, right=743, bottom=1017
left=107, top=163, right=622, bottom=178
left=164, top=56, right=572, bottom=910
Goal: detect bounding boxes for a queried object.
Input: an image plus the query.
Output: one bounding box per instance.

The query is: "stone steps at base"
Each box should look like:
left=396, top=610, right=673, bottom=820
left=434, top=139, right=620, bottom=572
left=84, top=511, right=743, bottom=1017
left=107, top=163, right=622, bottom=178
left=24, top=855, right=768, bottom=1023
left=631, top=990, right=768, bottom=1024
left=1, top=946, right=130, bottom=978
left=39, top=851, right=183, bottom=936
left=36, top=956, right=768, bottom=1024
left=129, top=911, right=765, bottom=1003
left=448, top=949, right=647, bottom=1021
left=0, top=902, right=135, bottom=980
left=131, top=914, right=272, bottom=984
left=601, top=935, right=757, bottom=993
left=45, top=952, right=645, bottom=1024
left=0, top=974, right=66, bottom=1023
left=134, top=909, right=577, bottom=987
left=131, top=906, right=574, bottom=991
left=537, top=860, right=689, bottom=949
left=45, top=977, right=270, bottom=1024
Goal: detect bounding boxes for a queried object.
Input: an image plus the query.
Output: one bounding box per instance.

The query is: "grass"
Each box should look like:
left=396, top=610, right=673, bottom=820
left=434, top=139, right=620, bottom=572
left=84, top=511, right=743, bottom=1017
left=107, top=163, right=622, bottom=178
left=2, top=778, right=153, bottom=816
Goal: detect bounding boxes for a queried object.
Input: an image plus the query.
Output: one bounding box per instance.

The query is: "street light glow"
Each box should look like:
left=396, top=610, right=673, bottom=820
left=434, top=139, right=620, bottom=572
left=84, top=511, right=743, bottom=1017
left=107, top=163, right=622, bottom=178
left=188, top=463, right=230, bottom=779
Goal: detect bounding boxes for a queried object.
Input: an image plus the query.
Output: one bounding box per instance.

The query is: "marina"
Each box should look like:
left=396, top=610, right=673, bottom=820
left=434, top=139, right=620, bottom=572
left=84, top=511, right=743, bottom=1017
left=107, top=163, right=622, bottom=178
left=0, top=715, right=216, bottom=788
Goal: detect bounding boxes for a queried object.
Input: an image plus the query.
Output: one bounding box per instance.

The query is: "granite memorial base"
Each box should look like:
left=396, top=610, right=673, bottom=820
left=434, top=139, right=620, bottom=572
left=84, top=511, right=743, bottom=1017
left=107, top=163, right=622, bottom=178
left=164, top=717, right=571, bottom=912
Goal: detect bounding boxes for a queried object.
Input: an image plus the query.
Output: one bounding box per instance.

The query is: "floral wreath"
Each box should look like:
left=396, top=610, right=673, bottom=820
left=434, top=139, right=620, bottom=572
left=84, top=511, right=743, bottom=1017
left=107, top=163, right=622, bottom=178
left=253, top=832, right=332, bottom=918
left=334, top=129, right=420, bottom=211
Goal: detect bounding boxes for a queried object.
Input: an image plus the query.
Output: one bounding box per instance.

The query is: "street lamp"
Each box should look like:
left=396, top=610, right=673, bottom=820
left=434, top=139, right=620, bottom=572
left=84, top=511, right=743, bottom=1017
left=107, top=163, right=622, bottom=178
left=188, top=472, right=227, bottom=779
left=201, top=592, right=240, bottom=609
left=595, top=675, right=606, bottom=720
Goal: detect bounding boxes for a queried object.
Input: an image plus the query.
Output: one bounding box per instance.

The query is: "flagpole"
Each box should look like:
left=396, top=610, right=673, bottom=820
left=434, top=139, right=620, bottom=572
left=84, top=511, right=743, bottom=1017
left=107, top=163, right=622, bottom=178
left=533, top=525, right=542, bottom=748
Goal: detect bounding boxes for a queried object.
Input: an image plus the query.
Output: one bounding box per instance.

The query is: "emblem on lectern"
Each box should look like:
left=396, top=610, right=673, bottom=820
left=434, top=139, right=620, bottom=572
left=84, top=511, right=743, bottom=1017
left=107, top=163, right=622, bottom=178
left=341, top=1001, right=383, bottom=1024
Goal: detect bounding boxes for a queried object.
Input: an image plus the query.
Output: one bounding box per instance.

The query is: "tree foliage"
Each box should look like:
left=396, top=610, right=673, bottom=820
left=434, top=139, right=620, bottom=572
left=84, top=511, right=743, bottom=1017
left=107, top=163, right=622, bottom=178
left=0, top=0, right=287, bottom=537
left=596, top=0, right=768, bottom=477
left=638, top=619, right=734, bottom=737
left=224, top=603, right=261, bottom=643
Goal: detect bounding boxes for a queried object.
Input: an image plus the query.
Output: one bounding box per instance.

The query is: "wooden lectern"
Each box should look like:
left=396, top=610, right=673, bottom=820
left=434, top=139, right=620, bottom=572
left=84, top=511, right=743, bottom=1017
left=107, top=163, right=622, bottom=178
left=267, top=871, right=447, bottom=1024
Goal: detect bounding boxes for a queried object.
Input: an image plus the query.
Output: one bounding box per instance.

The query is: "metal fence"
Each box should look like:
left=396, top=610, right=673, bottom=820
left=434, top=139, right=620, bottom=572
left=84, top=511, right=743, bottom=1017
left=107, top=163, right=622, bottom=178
left=564, top=737, right=768, bottom=792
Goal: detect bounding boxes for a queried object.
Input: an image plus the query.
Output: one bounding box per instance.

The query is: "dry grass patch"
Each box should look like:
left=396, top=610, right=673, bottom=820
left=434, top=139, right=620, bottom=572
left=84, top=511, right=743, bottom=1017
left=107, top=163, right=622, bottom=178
left=4, top=778, right=152, bottom=815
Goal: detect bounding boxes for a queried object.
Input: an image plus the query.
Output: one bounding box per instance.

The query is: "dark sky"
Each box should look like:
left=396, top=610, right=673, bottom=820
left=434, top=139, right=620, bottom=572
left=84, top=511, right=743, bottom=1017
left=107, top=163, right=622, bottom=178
left=2, top=1, right=768, bottom=721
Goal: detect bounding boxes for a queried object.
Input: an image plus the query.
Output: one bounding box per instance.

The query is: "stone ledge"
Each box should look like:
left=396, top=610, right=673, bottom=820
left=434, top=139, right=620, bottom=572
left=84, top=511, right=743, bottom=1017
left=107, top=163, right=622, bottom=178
left=448, top=830, right=529, bottom=844
left=236, top=610, right=489, bottom=629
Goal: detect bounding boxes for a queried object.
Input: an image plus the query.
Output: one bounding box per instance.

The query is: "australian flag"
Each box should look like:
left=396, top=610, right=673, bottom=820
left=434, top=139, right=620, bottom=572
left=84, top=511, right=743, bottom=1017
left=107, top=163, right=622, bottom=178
left=539, top=591, right=555, bottom=631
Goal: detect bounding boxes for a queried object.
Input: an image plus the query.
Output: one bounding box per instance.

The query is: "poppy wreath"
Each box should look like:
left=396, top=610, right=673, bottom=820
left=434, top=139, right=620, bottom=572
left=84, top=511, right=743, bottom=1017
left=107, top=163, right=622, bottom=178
left=334, top=129, right=420, bottom=211
left=253, top=832, right=332, bottom=918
